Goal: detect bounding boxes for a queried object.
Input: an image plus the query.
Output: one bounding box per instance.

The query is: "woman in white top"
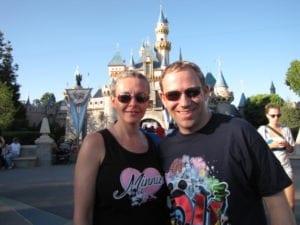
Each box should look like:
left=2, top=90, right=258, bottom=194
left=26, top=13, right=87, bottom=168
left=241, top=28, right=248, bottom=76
left=258, top=103, right=295, bottom=211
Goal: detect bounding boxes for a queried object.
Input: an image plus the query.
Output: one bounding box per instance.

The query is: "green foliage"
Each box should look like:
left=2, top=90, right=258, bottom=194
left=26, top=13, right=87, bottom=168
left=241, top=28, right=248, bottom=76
left=244, top=94, right=284, bottom=128
left=280, top=103, right=300, bottom=129
left=285, top=60, right=300, bottom=96
left=2, top=130, right=40, bottom=145
left=40, top=92, right=56, bottom=106
left=0, top=31, right=27, bottom=130
left=0, top=82, right=16, bottom=129
left=0, top=31, right=20, bottom=104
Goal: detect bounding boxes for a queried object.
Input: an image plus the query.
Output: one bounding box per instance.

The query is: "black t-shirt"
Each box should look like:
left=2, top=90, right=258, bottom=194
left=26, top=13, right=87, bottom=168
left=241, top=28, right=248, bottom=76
left=93, top=129, right=170, bottom=225
left=159, top=113, right=291, bottom=225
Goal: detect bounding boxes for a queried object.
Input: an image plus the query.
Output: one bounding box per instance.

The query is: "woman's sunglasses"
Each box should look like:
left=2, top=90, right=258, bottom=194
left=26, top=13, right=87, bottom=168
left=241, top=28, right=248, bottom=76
left=164, top=87, right=201, bottom=101
left=117, top=93, right=149, bottom=104
left=268, top=114, right=281, bottom=118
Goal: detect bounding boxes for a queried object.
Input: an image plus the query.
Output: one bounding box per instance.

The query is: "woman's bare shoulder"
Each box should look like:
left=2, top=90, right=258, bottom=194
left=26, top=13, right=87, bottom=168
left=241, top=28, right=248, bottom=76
left=79, top=132, right=105, bottom=163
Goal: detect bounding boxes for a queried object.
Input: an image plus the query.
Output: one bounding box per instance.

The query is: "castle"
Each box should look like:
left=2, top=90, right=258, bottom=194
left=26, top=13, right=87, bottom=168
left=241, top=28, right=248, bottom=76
left=25, top=6, right=242, bottom=141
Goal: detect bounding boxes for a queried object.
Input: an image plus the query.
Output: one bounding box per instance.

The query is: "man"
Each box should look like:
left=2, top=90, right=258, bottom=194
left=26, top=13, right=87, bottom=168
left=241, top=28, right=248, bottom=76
left=159, top=61, right=296, bottom=225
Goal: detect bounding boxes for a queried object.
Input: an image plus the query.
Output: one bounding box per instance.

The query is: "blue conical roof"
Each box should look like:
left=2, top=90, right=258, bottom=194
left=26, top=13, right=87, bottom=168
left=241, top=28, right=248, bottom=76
left=270, top=81, right=276, bottom=94
left=205, top=72, right=216, bottom=87
left=108, top=51, right=125, bottom=66
left=238, top=92, right=247, bottom=108
left=158, top=5, right=168, bottom=23
left=215, top=71, right=228, bottom=88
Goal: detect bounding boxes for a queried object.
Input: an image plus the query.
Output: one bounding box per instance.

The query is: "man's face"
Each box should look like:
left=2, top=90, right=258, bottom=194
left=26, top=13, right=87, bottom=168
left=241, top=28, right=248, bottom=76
left=160, top=68, right=210, bottom=134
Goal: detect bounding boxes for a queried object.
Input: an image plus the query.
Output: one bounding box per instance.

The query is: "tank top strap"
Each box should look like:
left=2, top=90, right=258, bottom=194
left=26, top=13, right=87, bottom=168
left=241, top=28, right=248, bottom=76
left=97, top=129, right=118, bottom=160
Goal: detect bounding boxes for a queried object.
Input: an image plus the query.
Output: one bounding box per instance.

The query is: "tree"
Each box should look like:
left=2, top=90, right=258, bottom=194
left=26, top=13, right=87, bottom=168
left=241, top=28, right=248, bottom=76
left=0, top=82, right=16, bottom=129
left=40, top=92, right=56, bottom=106
left=285, top=60, right=300, bottom=97
left=0, top=31, right=26, bottom=129
left=280, top=103, right=300, bottom=139
left=0, top=31, right=20, bottom=104
left=244, top=94, right=284, bottom=128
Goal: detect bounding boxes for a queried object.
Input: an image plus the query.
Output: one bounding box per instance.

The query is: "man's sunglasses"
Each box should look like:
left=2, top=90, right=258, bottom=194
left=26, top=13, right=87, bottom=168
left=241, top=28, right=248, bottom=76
left=164, top=87, right=201, bottom=101
left=117, top=93, right=149, bottom=104
left=268, top=114, right=281, bottom=118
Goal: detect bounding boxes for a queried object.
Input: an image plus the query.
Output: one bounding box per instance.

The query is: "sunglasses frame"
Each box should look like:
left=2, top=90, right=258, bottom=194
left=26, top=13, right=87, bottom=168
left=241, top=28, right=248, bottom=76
left=164, top=87, right=201, bottom=101
left=268, top=114, right=282, bottom=118
left=117, top=93, right=149, bottom=104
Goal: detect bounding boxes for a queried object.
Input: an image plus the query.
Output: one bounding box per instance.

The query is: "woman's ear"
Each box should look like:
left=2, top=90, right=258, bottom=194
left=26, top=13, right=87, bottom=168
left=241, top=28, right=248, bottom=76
left=111, top=95, right=117, bottom=107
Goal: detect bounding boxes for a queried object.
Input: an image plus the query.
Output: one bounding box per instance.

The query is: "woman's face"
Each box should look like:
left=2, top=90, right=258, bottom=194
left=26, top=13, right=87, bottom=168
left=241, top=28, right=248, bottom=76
left=266, top=107, right=281, bottom=125
left=112, top=77, right=149, bottom=124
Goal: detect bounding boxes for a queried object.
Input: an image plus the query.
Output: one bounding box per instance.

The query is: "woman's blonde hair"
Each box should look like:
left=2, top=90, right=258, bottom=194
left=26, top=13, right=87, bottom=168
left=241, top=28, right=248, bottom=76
left=111, top=70, right=150, bottom=96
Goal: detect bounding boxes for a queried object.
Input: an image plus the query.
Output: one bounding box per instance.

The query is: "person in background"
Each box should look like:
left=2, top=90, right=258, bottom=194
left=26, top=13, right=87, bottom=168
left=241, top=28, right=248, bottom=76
left=258, top=103, right=295, bottom=211
left=73, top=71, right=170, bottom=225
left=0, top=134, right=7, bottom=169
left=158, top=60, right=296, bottom=225
left=5, top=137, right=21, bottom=169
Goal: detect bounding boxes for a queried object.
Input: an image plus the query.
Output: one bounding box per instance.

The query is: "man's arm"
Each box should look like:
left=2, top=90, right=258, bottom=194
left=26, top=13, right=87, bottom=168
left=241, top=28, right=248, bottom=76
left=263, top=191, right=296, bottom=225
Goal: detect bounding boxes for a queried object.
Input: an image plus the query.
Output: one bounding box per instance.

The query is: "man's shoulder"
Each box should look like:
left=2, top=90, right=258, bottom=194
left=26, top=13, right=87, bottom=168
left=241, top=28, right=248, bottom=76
left=212, top=113, right=256, bottom=132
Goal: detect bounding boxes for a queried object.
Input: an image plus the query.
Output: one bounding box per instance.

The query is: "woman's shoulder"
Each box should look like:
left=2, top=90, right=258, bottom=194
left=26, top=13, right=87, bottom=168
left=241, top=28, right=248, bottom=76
left=79, top=131, right=105, bottom=161
left=257, top=125, right=266, bottom=131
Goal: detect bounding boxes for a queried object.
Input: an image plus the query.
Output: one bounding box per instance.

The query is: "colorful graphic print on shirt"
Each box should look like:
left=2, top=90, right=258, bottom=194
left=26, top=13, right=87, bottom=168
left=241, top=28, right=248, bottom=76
left=113, top=167, right=164, bottom=206
left=165, top=155, right=230, bottom=225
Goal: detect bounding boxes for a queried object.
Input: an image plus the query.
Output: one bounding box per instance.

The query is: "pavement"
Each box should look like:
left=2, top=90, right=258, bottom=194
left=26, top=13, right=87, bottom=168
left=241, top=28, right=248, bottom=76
left=0, top=159, right=300, bottom=225
left=0, top=164, right=74, bottom=225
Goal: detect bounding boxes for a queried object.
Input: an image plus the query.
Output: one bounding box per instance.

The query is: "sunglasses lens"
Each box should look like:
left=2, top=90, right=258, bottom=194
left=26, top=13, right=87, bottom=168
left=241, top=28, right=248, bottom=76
left=269, top=114, right=281, bottom=118
left=118, top=94, right=131, bottom=103
left=164, top=87, right=201, bottom=101
left=185, top=87, right=201, bottom=98
left=135, top=93, right=149, bottom=103
left=117, top=93, right=149, bottom=103
left=165, top=91, right=181, bottom=101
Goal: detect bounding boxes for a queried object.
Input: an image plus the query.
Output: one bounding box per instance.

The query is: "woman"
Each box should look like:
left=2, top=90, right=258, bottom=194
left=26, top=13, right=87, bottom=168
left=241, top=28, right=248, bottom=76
left=73, top=71, right=170, bottom=225
left=258, top=103, right=295, bottom=211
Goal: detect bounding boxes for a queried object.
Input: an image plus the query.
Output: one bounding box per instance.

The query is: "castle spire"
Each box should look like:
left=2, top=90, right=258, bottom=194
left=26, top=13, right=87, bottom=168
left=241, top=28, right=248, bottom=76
left=128, top=50, right=135, bottom=70
left=154, top=5, right=171, bottom=66
left=270, top=81, right=276, bottom=94
left=179, top=48, right=183, bottom=61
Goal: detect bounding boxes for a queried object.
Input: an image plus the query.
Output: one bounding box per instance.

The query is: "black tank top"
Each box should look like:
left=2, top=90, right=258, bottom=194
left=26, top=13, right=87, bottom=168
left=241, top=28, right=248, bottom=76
left=93, top=129, right=170, bottom=225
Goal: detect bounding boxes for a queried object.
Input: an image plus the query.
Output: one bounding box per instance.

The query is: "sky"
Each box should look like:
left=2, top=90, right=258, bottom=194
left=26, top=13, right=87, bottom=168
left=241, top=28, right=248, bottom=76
left=1, top=0, right=299, bottom=106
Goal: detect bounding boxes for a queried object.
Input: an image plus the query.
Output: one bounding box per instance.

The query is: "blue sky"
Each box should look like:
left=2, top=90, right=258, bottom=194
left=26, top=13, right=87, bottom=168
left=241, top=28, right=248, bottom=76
left=1, top=0, right=299, bottom=106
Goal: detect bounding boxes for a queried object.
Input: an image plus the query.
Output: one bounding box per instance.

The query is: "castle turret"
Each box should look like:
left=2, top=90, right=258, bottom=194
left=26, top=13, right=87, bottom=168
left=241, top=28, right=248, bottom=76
left=179, top=48, right=183, bottom=61
left=128, top=51, right=136, bottom=70
left=108, top=47, right=126, bottom=81
left=270, top=81, right=276, bottom=94
left=154, top=5, right=171, bottom=66
left=102, top=83, right=117, bottom=126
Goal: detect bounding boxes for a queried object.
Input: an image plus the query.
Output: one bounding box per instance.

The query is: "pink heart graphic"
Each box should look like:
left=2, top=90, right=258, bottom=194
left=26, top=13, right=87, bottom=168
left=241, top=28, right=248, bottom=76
left=120, top=167, right=163, bottom=202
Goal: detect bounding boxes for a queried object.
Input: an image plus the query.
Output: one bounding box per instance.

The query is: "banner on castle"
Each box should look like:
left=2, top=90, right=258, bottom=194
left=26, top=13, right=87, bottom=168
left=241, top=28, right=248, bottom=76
left=66, top=88, right=92, bottom=136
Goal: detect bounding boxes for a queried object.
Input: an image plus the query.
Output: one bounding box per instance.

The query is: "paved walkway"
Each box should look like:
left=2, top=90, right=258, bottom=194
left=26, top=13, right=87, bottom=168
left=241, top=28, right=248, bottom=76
left=0, top=164, right=74, bottom=225
left=0, top=159, right=300, bottom=225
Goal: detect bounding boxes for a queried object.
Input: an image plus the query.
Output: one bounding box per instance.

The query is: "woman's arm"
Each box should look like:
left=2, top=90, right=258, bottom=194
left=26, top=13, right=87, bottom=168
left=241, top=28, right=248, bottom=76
left=263, top=191, right=296, bottom=225
left=282, top=126, right=295, bottom=153
left=73, top=132, right=105, bottom=225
